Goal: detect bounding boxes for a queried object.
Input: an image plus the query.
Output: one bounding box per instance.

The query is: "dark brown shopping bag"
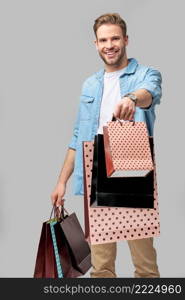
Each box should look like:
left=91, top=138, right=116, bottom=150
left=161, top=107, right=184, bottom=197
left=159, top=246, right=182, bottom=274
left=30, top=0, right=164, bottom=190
left=58, top=206, right=91, bottom=274
left=34, top=206, right=91, bottom=278
left=33, top=207, right=79, bottom=278
left=33, top=221, right=58, bottom=278
left=52, top=220, right=82, bottom=278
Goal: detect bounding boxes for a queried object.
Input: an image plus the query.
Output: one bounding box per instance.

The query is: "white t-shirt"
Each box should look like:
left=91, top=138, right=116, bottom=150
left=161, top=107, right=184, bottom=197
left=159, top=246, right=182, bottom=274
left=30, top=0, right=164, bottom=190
left=97, top=67, right=126, bottom=134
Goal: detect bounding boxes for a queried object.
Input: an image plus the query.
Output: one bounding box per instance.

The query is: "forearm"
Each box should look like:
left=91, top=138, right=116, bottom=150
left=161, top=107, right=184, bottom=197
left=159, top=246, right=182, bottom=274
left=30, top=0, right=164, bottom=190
left=131, top=89, right=152, bottom=108
left=57, top=148, right=76, bottom=185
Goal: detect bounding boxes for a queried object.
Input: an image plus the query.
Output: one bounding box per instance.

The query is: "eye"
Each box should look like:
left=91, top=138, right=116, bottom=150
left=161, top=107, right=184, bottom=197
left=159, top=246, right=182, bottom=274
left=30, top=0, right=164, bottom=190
left=113, top=37, right=120, bottom=40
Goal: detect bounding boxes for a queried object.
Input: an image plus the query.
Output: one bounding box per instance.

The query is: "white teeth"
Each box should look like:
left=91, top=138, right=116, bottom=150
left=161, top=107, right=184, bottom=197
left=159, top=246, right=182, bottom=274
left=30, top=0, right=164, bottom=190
left=105, top=50, right=118, bottom=54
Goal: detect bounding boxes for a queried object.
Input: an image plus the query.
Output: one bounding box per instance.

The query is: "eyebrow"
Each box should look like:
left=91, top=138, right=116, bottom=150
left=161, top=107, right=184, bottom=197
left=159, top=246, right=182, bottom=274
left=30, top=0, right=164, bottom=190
left=98, top=35, right=121, bottom=41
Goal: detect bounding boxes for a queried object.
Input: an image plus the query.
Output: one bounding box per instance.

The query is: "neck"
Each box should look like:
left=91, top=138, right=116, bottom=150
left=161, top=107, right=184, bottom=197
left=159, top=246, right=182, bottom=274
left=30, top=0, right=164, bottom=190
left=105, top=55, right=128, bottom=73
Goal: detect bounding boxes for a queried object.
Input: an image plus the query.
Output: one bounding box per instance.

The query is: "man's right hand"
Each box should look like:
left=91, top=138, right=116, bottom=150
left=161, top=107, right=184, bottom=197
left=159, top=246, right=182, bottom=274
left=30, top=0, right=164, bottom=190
left=51, top=182, right=66, bottom=207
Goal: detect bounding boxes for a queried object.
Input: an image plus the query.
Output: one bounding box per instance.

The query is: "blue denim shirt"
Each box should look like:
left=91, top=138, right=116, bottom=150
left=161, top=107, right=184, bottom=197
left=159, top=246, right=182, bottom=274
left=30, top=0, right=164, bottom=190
left=68, top=58, right=162, bottom=195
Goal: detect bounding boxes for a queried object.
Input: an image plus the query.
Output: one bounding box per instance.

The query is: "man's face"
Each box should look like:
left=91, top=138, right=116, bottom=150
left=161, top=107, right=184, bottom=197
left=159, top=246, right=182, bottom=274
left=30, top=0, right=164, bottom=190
left=95, top=24, right=128, bottom=69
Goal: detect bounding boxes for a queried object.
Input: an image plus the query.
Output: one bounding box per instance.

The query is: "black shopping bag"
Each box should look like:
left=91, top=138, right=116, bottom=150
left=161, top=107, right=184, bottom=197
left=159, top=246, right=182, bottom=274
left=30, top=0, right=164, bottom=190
left=90, top=134, right=154, bottom=208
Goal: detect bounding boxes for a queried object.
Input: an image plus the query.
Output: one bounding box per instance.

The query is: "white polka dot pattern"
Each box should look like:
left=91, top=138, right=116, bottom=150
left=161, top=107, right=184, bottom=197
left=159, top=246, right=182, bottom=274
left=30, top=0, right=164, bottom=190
left=83, top=141, right=160, bottom=245
left=104, top=121, right=154, bottom=176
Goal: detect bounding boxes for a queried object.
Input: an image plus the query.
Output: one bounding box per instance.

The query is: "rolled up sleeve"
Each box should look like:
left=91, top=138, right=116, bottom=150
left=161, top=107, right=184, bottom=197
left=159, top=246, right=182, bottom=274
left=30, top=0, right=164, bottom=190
left=135, top=68, right=162, bottom=110
left=68, top=104, right=81, bottom=150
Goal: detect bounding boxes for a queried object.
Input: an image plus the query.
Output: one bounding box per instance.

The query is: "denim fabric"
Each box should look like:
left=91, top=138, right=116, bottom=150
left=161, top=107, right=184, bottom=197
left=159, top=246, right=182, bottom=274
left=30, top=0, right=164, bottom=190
left=68, top=58, right=162, bottom=195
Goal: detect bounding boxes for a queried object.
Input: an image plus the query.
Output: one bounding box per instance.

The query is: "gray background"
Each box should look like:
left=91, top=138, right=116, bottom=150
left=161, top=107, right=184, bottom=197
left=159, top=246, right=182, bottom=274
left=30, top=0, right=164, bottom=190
left=0, top=0, right=184, bottom=277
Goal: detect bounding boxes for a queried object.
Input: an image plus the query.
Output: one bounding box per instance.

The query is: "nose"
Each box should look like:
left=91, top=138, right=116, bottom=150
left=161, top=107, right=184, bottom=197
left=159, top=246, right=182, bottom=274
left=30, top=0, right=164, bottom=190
left=105, top=39, right=114, bottom=49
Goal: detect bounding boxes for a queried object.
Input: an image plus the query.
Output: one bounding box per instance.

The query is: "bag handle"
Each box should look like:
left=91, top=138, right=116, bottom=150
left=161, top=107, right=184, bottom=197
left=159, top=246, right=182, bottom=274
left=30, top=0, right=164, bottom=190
left=60, top=204, right=69, bottom=217
left=111, top=114, right=135, bottom=126
left=49, top=199, right=69, bottom=221
left=49, top=204, right=59, bottom=220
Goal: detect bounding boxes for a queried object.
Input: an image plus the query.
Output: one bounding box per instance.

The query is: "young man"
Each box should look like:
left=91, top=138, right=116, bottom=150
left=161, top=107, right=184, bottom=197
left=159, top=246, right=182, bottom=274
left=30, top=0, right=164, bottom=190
left=51, top=13, right=162, bottom=278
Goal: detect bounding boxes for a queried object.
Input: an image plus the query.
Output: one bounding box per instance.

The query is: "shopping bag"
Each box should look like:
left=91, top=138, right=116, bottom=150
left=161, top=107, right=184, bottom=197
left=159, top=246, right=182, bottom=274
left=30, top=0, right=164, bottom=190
left=33, top=220, right=58, bottom=278
left=49, top=218, right=64, bottom=278
left=58, top=206, right=91, bottom=274
left=52, top=219, right=82, bottom=278
left=90, top=134, right=154, bottom=208
left=33, top=206, right=90, bottom=278
left=83, top=140, right=160, bottom=245
left=103, top=118, right=153, bottom=177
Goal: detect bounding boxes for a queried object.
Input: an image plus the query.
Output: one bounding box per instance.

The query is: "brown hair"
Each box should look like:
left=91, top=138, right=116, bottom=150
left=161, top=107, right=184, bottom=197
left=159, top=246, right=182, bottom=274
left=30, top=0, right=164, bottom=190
left=93, top=13, right=127, bottom=38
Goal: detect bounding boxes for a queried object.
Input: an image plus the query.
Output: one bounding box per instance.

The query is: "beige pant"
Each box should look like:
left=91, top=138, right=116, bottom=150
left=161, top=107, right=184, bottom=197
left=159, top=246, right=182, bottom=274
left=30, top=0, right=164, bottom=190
left=90, top=238, right=160, bottom=278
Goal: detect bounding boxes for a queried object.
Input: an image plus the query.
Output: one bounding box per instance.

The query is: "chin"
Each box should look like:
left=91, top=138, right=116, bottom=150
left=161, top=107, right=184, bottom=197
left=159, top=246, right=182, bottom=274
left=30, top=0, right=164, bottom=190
left=106, top=59, right=120, bottom=66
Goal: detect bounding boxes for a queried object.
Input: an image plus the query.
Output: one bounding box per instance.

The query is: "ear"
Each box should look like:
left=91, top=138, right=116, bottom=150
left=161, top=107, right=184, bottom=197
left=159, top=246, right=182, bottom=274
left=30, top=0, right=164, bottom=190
left=94, top=39, right=98, bottom=50
left=125, top=35, right=129, bottom=46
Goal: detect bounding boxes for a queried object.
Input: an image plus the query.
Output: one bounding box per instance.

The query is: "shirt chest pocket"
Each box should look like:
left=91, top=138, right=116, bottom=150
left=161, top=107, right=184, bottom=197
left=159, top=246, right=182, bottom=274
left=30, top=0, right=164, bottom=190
left=80, top=95, right=95, bottom=120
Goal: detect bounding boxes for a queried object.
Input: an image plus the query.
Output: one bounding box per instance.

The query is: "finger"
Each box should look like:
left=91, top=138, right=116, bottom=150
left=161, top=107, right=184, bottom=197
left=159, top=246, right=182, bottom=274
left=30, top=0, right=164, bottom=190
left=51, top=194, right=57, bottom=206
left=57, top=199, right=64, bottom=207
left=113, top=102, right=122, bottom=119
left=124, top=102, right=135, bottom=120
left=119, top=106, right=128, bottom=120
left=124, top=107, right=131, bottom=120
left=129, top=111, right=135, bottom=121
left=56, top=196, right=64, bottom=207
left=56, top=198, right=61, bottom=207
left=126, top=108, right=135, bottom=120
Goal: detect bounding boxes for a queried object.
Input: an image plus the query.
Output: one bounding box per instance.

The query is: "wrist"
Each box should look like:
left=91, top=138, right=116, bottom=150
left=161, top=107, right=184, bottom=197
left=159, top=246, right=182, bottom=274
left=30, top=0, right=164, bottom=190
left=57, top=179, right=66, bottom=186
left=124, top=93, right=138, bottom=106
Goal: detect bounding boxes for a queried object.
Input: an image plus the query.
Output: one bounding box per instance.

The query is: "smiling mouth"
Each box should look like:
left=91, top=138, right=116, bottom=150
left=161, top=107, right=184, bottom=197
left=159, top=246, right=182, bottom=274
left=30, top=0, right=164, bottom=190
left=104, top=49, right=119, bottom=58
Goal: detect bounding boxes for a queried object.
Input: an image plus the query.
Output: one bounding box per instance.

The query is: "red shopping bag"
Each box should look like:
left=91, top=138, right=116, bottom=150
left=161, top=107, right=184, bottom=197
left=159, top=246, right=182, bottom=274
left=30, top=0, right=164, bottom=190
left=103, top=119, right=153, bottom=178
left=33, top=221, right=58, bottom=278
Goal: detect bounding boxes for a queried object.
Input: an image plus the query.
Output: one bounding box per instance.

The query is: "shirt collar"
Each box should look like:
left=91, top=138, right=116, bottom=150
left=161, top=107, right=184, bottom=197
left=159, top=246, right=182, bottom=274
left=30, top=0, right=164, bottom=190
left=95, top=58, right=138, bottom=80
